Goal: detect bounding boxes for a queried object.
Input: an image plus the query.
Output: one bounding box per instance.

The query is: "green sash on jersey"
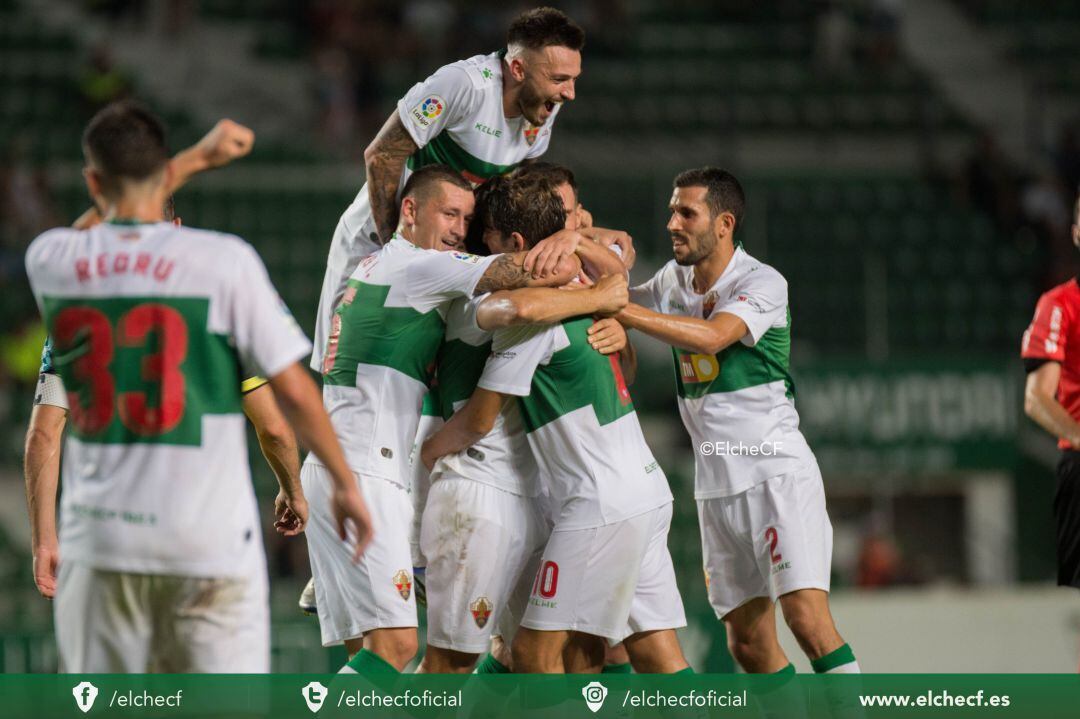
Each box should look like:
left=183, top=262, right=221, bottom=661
left=42, top=295, right=241, bottom=446
left=673, top=309, right=795, bottom=400
left=434, top=337, right=492, bottom=420
left=518, top=317, right=636, bottom=433
left=407, top=132, right=520, bottom=183
left=322, top=280, right=445, bottom=388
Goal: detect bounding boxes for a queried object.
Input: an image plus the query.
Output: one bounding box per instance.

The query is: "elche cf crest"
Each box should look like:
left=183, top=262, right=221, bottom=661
left=523, top=125, right=540, bottom=146
left=470, top=596, right=493, bottom=628
left=393, top=569, right=412, bottom=601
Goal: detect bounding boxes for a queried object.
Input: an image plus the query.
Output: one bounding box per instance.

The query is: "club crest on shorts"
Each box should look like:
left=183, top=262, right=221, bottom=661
left=393, top=569, right=412, bottom=601
left=523, top=126, right=540, bottom=146
left=470, top=596, right=493, bottom=628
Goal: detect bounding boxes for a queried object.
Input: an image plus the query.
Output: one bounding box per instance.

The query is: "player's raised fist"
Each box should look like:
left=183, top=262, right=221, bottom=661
left=591, top=272, right=629, bottom=317
left=195, top=119, right=255, bottom=168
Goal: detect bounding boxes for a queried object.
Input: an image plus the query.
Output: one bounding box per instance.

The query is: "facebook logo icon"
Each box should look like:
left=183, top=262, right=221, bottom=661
left=72, top=681, right=99, bottom=713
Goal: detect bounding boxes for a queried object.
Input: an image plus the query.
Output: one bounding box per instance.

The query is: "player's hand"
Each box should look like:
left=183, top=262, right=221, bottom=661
left=274, top=489, right=309, bottom=537
left=584, top=227, right=636, bottom=271
left=32, top=543, right=60, bottom=600
left=420, top=439, right=438, bottom=472
left=589, top=273, right=629, bottom=317
left=194, top=119, right=255, bottom=169
left=525, top=229, right=583, bottom=279
left=587, top=318, right=628, bottom=354
left=331, top=485, right=373, bottom=562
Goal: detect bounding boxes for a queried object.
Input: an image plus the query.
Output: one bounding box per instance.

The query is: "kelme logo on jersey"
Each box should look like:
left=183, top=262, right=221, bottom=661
left=450, top=251, right=482, bottom=264
left=470, top=596, right=493, bottom=628
left=523, top=126, right=540, bottom=146
left=679, top=351, right=719, bottom=384
left=410, top=95, right=445, bottom=128
left=393, top=569, right=412, bottom=601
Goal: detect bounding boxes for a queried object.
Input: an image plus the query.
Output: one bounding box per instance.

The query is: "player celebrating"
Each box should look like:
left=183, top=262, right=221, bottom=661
left=415, top=173, right=629, bottom=674
left=617, top=167, right=860, bottom=679
left=24, top=101, right=372, bottom=673
left=311, top=6, right=584, bottom=371
left=305, top=165, right=583, bottom=676
left=1022, top=190, right=1080, bottom=671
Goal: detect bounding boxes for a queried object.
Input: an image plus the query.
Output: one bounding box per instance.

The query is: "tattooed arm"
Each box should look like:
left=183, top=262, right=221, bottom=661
left=363, top=113, right=420, bottom=243
left=474, top=251, right=582, bottom=295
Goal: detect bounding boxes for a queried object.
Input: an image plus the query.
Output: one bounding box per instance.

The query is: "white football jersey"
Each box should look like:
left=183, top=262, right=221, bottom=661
left=312, top=50, right=559, bottom=370
left=479, top=317, right=672, bottom=530
left=311, top=236, right=496, bottom=486
left=630, top=247, right=814, bottom=499
left=431, top=296, right=539, bottom=496
left=24, top=220, right=311, bottom=577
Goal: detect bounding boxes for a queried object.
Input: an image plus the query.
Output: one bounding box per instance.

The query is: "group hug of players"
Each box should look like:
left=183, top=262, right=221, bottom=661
left=23, top=7, right=864, bottom=688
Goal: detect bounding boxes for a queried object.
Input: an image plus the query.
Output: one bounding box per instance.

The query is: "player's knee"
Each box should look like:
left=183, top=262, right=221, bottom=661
left=781, top=603, right=828, bottom=645
left=370, top=632, right=419, bottom=670
left=511, top=631, right=552, bottom=673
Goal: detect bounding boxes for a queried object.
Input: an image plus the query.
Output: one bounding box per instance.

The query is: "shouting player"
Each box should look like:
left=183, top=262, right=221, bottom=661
left=618, top=167, right=860, bottom=679
left=23, top=101, right=372, bottom=673
left=305, top=164, right=585, bottom=676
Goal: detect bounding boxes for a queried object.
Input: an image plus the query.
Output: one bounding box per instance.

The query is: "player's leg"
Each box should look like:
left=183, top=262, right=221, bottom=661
left=416, top=477, right=531, bottom=673
left=512, top=628, right=574, bottom=673
left=620, top=503, right=690, bottom=673
left=602, top=642, right=632, bottom=673
left=302, top=463, right=419, bottom=672
left=54, top=563, right=152, bottom=672
left=698, top=494, right=789, bottom=672
left=755, top=463, right=860, bottom=673
left=563, top=633, right=605, bottom=673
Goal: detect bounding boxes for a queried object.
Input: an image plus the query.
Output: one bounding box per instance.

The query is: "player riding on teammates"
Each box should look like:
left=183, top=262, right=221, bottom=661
left=618, top=168, right=861, bottom=683
left=24, top=102, right=372, bottom=672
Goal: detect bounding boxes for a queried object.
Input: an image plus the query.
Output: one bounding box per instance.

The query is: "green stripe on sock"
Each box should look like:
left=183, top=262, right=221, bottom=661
left=345, top=648, right=400, bottom=675
left=475, top=653, right=510, bottom=674
left=602, top=662, right=632, bottom=674
left=674, top=666, right=695, bottom=675
left=775, top=662, right=796, bottom=676
left=811, top=644, right=855, bottom=674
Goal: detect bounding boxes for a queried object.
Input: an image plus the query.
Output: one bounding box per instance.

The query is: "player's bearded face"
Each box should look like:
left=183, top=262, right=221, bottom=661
left=517, top=46, right=580, bottom=126
left=668, top=187, right=717, bottom=266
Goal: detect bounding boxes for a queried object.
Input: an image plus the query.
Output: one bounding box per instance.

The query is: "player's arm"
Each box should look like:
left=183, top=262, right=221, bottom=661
left=579, top=226, right=636, bottom=271
left=1024, top=362, right=1080, bottom=446
left=74, top=119, right=254, bottom=228
left=617, top=303, right=748, bottom=355
left=474, top=250, right=582, bottom=294
left=364, top=113, right=420, bottom=242
left=242, top=382, right=307, bottom=537
left=24, top=403, right=65, bottom=599
left=268, top=364, right=373, bottom=559
left=420, top=389, right=506, bottom=471
left=475, top=273, right=628, bottom=330
left=522, top=229, right=625, bottom=280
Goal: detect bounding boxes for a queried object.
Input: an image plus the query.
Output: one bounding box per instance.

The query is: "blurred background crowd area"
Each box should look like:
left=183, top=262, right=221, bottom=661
left=1, top=0, right=1079, bottom=672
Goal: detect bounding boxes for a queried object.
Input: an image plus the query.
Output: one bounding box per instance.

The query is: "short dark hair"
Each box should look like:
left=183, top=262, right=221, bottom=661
left=513, top=161, right=578, bottom=201
left=82, top=100, right=169, bottom=195
left=507, top=7, right=585, bottom=52
left=483, top=173, right=567, bottom=249
left=401, top=164, right=473, bottom=204
left=674, top=167, right=745, bottom=231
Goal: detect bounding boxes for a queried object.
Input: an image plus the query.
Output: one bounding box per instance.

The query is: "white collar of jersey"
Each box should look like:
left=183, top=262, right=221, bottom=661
left=690, top=245, right=745, bottom=295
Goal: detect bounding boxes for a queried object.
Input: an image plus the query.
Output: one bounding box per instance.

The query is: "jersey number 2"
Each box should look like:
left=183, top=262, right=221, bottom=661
left=54, top=304, right=188, bottom=436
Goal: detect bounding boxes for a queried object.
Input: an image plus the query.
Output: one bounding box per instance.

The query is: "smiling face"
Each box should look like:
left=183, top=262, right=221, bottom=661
left=513, top=45, right=581, bottom=126
left=403, top=181, right=474, bottom=252
left=667, top=185, right=722, bottom=266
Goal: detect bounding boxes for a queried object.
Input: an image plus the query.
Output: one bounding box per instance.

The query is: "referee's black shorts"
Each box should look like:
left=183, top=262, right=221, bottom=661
left=1054, top=450, right=1080, bottom=588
